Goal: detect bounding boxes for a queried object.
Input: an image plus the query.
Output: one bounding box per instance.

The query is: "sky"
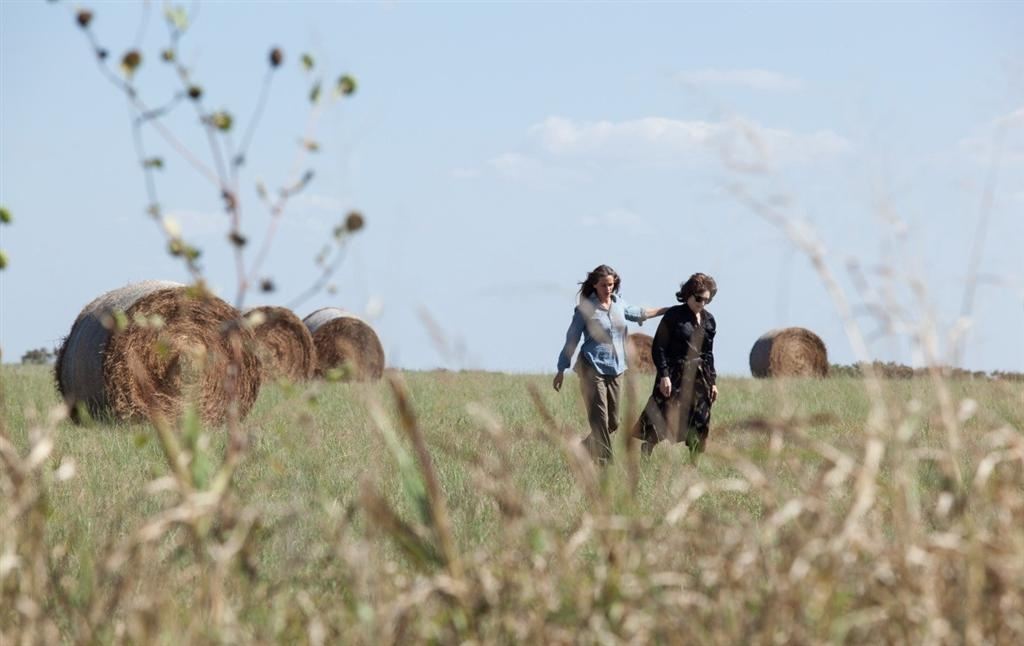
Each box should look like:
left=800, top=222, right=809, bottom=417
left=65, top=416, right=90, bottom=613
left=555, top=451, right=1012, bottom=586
left=1, top=1, right=1022, bottom=376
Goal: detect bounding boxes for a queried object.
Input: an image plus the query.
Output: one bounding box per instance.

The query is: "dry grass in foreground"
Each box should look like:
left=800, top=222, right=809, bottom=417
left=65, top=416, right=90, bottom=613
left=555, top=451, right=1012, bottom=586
left=2, top=365, right=1023, bottom=644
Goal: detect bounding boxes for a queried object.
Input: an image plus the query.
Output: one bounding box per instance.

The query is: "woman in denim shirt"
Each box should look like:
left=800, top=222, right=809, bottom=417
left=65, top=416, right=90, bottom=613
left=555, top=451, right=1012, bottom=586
left=554, top=264, right=668, bottom=464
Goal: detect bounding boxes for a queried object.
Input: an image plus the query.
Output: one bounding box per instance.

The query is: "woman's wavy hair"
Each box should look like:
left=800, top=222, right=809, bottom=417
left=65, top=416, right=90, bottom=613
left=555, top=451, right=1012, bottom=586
left=578, top=264, right=621, bottom=300
left=676, top=272, right=718, bottom=304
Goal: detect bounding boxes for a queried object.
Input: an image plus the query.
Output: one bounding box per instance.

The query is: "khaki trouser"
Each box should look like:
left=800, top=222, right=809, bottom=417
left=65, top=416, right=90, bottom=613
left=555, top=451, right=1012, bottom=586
left=577, top=361, right=621, bottom=464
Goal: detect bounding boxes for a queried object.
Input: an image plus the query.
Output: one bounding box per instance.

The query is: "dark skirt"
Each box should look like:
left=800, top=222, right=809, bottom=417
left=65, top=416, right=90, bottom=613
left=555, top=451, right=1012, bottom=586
left=634, top=359, right=713, bottom=452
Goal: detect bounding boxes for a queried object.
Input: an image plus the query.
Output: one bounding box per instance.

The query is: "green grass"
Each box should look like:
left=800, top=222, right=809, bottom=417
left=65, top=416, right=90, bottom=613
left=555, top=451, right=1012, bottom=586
left=2, top=364, right=1022, bottom=643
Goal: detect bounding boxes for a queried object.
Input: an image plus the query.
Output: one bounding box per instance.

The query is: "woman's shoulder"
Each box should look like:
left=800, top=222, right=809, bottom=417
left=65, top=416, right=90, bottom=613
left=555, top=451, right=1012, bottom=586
left=575, top=297, right=597, bottom=314
left=612, top=294, right=641, bottom=310
left=667, top=304, right=689, bottom=318
left=657, top=305, right=689, bottom=326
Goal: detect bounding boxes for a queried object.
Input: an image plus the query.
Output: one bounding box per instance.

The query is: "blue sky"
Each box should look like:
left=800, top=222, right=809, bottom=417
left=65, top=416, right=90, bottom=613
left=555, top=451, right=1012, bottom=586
left=1, top=1, right=1022, bottom=375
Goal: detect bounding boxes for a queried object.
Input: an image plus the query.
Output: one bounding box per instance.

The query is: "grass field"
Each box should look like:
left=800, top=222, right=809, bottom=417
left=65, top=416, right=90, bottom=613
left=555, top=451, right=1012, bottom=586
left=3, top=364, right=1023, bottom=643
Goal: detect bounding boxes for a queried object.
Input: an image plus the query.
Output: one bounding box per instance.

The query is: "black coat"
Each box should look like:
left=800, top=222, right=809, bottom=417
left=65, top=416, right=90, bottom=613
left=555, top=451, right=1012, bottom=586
left=651, top=305, right=717, bottom=386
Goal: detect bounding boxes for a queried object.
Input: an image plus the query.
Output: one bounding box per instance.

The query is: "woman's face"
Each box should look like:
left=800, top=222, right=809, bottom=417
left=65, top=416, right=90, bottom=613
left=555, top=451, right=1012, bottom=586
left=593, top=275, right=617, bottom=302
left=687, top=289, right=712, bottom=314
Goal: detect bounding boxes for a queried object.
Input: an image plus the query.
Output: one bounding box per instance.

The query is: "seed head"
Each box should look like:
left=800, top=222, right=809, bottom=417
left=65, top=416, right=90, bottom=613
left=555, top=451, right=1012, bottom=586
left=210, top=111, right=233, bottom=131
left=337, top=74, right=357, bottom=96
left=345, top=211, right=365, bottom=233
left=76, top=9, right=94, bottom=28
left=121, top=50, right=142, bottom=76
left=269, top=47, right=283, bottom=68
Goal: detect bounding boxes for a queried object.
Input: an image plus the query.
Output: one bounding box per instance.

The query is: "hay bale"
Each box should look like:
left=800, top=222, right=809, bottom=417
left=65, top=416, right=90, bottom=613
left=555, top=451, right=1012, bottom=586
left=749, top=327, right=829, bottom=378
left=55, top=281, right=262, bottom=424
left=243, top=306, right=315, bottom=382
left=303, top=307, right=384, bottom=381
left=626, top=332, right=655, bottom=373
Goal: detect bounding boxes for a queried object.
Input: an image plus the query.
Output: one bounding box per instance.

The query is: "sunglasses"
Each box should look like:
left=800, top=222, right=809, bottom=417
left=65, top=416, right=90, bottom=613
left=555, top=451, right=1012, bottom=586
left=692, top=295, right=710, bottom=304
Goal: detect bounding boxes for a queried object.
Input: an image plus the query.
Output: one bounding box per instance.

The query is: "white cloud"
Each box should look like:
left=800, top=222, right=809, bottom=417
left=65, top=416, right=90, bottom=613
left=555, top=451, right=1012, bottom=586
left=996, top=106, right=1024, bottom=129
left=676, top=68, right=804, bottom=91
left=489, top=153, right=541, bottom=179
left=580, top=208, right=653, bottom=236
left=161, top=209, right=227, bottom=237
left=531, top=116, right=719, bottom=157
left=959, top=105, right=1024, bottom=165
left=450, top=167, right=481, bottom=180
left=291, top=193, right=350, bottom=212
left=486, top=152, right=589, bottom=186
left=959, top=135, right=992, bottom=164
left=527, top=116, right=852, bottom=168
left=718, top=117, right=853, bottom=167
left=473, top=116, right=851, bottom=185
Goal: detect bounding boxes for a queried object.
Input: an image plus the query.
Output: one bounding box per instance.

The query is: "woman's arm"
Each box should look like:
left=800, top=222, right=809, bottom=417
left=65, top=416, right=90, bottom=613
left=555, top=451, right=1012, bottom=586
left=554, top=307, right=585, bottom=391
left=651, top=315, right=672, bottom=376
left=702, top=318, right=717, bottom=385
left=704, top=316, right=718, bottom=402
left=622, top=303, right=670, bottom=324
left=642, top=306, right=670, bottom=319
left=652, top=312, right=674, bottom=397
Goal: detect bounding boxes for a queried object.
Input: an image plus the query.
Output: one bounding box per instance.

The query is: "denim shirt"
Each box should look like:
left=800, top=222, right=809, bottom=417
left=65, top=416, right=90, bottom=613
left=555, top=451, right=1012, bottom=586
left=557, top=294, right=648, bottom=376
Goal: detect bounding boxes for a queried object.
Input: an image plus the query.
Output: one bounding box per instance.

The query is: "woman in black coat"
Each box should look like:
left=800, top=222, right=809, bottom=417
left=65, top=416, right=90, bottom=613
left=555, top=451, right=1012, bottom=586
left=634, top=272, right=719, bottom=456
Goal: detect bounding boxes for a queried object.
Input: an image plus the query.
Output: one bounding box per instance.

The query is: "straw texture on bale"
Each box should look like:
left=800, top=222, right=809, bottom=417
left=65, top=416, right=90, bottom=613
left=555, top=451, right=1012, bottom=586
left=244, top=306, right=316, bottom=382
left=749, top=327, right=829, bottom=378
left=626, top=332, right=655, bottom=373
left=55, top=281, right=262, bottom=424
left=304, top=307, right=385, bottom=381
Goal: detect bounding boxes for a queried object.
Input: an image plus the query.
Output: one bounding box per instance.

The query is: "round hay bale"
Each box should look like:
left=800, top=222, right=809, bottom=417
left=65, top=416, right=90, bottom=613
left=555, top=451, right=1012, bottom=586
left=303, top=307, right=384, bottom=381
left=749, top=327, right=829, bottom=378
left=55, top=281, right=262, bottom=424
left=243, top=306, right=316, bottom=382
left=626, top=332, right=655, bottom=373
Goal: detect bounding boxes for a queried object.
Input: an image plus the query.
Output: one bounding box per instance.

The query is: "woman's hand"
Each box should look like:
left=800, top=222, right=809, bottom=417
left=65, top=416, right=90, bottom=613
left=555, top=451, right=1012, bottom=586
left=710, top=384, right=719, bottom=403
left=553, top=371, right=564, bottom=392
left=658, top=376, right=672, bottom=398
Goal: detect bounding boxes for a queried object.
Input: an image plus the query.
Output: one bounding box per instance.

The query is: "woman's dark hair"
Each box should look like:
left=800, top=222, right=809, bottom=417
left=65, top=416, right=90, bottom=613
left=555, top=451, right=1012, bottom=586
left=578, top=264, right=621, bottom=300
left=676, top=272, right=717, bottom=303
